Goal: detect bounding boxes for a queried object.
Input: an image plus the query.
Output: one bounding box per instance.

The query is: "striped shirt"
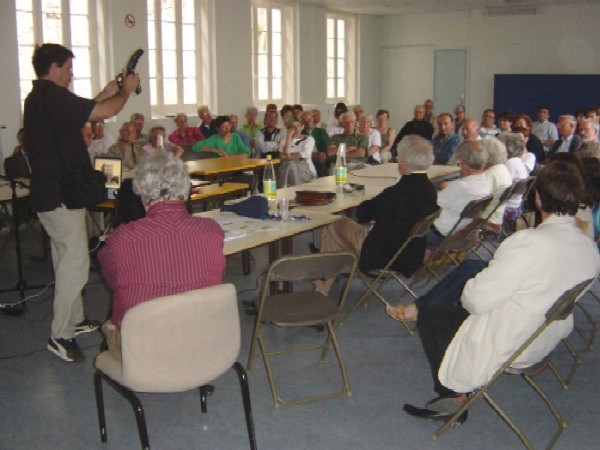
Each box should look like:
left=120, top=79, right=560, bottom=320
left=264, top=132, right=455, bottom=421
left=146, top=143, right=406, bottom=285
left=99, top=201, right=225, bottom=327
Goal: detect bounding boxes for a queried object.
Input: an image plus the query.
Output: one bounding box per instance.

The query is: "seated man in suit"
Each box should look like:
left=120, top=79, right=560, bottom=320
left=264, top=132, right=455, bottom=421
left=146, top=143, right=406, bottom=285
left=548, top=115, right=582, bottom=156
left=106, top=122, right=145, bottom=169
left=398, top=158, right=600, bottom=421
left=98, top=152, right=226, bottom=361
left=313, top=135, right=438, bottom=295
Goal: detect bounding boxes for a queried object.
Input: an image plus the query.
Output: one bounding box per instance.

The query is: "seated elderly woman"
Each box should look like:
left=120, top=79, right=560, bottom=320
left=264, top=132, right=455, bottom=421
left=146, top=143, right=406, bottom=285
left=192, top=115, right=251, bottom=158
left=98, top=152, right=226, bottom=361
left=278, top=116, right=317, bottom=187
left=168, top=113, right=205, bottom=144
left=497, top=132, right=528, bottom=222
left=143, top=125, right=184, bottom=158
left=481, top=137, right=512, bottom=231
left=106, top=122, right=145, bottom=170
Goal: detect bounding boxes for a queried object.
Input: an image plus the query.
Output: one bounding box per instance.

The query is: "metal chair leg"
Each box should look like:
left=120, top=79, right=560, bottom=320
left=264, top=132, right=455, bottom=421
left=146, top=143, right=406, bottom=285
left=101, top=373, right=150, bottom=450
left=233, top=362, right=257, bottom=450
left=93, top=370, right=107, bottom=443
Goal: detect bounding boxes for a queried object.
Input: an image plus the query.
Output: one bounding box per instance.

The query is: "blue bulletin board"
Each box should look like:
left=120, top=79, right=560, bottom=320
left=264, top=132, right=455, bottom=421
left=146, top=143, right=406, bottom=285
left=494, top=74, right=600, bottom=118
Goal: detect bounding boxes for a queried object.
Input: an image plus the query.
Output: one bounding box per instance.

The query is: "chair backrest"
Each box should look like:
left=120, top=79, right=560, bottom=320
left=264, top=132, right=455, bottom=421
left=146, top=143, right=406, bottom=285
left=482, top=184, right=514, bottom=223
left=443, top=194, right=493, bottom=239
left=119, top=283, right=240, bottom=393
left=380, top=208, right=441, bottom=272
left=502, top=278, right=595, bottom=372
left=267, top=252, right=357, bottom=284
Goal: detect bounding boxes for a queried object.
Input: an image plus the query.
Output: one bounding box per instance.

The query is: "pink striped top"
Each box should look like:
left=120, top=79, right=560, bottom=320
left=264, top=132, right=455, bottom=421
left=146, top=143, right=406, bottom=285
left=98, top=201, right=226, bottom=327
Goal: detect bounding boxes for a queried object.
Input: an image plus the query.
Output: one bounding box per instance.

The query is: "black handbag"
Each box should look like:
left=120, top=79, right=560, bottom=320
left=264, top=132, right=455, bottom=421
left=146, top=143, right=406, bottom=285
left=61, top=164, right=107, bottom=209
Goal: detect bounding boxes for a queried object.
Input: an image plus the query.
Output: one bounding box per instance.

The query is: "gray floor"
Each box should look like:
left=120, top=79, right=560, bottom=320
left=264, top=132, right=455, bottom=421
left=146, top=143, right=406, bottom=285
left=1, top=222, right=600, bottom=450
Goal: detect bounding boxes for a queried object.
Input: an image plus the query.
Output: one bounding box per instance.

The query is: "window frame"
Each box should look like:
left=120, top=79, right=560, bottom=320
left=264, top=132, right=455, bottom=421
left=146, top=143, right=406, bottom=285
left=326, top=12, right=356, bottom=105
left=15, top=0, right=102, bottom=109
left=147, top=0, right=211, bottom=118
left=251, top=1, right=294, bottom=107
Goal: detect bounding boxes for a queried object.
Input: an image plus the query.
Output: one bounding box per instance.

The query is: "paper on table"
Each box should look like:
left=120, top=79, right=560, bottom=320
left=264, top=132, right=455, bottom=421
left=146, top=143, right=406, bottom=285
left=213, top=212, right=279, bottom=241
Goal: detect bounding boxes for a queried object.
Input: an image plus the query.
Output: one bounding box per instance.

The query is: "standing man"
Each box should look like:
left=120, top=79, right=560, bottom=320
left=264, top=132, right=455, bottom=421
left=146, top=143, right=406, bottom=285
left=24, top=43, right=139, bottom=362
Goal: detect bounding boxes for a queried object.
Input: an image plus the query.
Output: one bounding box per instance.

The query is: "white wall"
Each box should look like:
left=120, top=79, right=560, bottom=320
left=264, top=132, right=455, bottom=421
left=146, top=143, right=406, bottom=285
left=379, top=3, right=600, bottom=127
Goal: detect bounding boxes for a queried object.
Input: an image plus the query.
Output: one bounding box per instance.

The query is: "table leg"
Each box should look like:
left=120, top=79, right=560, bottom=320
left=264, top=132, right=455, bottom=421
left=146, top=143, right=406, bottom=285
left=242, top=250, right=251, bottom=275
left=281, top=237, right=293, bottom=293
left=269, top=241, right=279, bottom=294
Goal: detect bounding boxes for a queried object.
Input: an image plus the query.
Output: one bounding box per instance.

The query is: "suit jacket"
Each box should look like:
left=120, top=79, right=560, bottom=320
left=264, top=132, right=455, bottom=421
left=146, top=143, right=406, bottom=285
left=356, top=173, right=438, bottom=275
left=439, top=215, right=600, bottom=393
left=548, top=133, right=582, bottom=156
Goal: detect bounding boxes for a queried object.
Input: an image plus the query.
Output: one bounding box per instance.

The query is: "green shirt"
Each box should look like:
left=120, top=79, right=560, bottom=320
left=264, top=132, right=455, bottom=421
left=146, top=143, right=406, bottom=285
left=328, top=133, right=368, bottom=151
left=192, top=133, right=251, bottom=157
left=240, top=122, right=262, bottom=141
left=302, top=126, right=329, bottom=152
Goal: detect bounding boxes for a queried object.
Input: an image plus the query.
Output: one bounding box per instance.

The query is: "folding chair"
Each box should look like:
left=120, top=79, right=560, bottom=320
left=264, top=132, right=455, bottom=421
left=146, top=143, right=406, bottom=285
left=502, top=176, right=537, bottom=238
left=432, top=277, right=595, bottom=450
left=422, top=194, right=493, bottom=281
left=339, top=209, right=441, bottom=333
left=477, top=183, right=516, bottom=255
left=247, top=252, right=357, bottom=408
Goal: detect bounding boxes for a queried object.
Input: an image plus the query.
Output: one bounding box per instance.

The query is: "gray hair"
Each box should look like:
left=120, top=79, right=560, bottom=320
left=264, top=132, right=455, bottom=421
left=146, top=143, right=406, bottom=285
left=246, top=106, right=258, bottom=114
left=359, top=113, right=373, bottom=124
left=397, top=135, right=434, bottom=171
left=133, top=152, right=190, bottom=205
left=497, top=132, right=525, bottom=158
left=339, top=111, right=355, bottom=124
left=560, top=115, right=577, bottom=128
left=576, top=141, right=600, bottom=160
left=581, top=118, right=599, bottom=134
left=455, top=140, right=489, bottom=169
left=482, top=137, right=507, bottom=165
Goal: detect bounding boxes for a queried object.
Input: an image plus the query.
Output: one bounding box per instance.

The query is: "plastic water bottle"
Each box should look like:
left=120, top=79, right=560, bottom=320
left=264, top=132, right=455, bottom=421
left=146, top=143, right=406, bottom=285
left=157, top=134, right=164, bottom=152
left=335, top=143, right=347, bottom=190
left=263, top=154, right=277, bottom=202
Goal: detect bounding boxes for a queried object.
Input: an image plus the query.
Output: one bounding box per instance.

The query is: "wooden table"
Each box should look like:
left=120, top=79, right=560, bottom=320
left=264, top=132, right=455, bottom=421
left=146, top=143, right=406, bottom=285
left=350, top=163, right=460, bottom=183
left=197, top=209, right=341, bottom=290
left=185, top=157, right=277, bottom=179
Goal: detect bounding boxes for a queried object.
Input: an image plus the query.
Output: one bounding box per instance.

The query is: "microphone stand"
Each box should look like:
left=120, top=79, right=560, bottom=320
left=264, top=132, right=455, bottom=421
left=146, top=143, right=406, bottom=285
left=0, top=174, right=40, bottom=315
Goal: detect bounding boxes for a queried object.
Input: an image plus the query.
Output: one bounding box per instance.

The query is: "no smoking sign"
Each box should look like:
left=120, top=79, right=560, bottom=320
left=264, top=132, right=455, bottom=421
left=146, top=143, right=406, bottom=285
left=125, top=14, right=135, bottom=28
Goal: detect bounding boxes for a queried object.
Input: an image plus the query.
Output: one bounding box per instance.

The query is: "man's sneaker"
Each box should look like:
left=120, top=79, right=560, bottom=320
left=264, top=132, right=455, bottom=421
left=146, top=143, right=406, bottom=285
left=74, top=318, right=101, bottom=336
left=47, top=338, right=85, bottom=362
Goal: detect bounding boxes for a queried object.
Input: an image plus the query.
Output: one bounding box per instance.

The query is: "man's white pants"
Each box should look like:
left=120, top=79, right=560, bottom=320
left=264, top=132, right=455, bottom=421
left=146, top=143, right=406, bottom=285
left=38, top=206, right=89, bottom=339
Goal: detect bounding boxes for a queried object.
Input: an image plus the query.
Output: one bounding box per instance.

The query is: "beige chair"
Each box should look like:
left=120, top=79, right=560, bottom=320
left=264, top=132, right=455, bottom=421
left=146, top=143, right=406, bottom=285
left=339, top=208, right=441, bottom=334
left=432, top=278, right=595, bottom=450
left=247, top=252, right=357, bottom=408
left=93, top=284, right=257, bottom=450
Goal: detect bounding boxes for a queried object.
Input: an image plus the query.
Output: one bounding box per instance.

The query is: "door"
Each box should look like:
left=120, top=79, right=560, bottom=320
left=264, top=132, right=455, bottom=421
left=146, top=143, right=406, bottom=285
left=433, top=49, right=467, bottom=117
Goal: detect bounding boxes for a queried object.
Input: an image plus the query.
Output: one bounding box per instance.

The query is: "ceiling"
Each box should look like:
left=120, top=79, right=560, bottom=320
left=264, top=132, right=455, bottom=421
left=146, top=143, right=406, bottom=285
left=300, top=0, right=597, bottom=16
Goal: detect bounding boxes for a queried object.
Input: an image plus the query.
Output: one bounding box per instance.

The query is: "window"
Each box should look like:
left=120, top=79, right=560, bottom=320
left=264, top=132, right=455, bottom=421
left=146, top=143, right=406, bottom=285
left=148, top=0, right=210, bottom=117
left=15, top=0, right=98, bottom=108
left=326, top=14, right=356, bottom=104
left=251, top=2, right=294, bottom=105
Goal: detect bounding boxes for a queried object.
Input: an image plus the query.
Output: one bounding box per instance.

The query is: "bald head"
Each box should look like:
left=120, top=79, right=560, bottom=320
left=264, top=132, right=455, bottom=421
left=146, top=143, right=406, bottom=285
left=461, top=118, right=480, bottom=140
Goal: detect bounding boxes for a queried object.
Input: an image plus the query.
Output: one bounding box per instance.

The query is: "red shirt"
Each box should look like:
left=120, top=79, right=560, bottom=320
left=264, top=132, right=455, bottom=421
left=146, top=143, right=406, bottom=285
left=98, top=201, right=225, bottom=327
left=168, top=127, right=205, bottom=144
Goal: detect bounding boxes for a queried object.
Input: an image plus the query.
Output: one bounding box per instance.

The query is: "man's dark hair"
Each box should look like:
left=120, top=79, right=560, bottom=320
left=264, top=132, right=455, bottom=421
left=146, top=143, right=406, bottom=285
left=536, top=158, right=584, bottom=216
left=280, top=104, right=293, bottom=118
left=32, top=43, right=74, bottom=78
left=497, top=109, right=515, bottom=122
left=537, top=105, right=550, bottom=112
left=213, top=115, right=230, bottom=131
